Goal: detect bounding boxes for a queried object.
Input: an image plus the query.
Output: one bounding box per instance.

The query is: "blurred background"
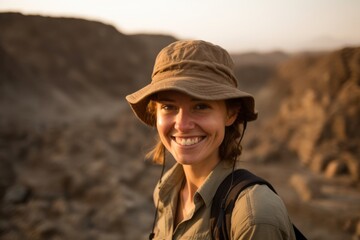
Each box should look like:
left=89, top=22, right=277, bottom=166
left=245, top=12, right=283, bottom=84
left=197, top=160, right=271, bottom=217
left=0, top=0, right=359, bottom=239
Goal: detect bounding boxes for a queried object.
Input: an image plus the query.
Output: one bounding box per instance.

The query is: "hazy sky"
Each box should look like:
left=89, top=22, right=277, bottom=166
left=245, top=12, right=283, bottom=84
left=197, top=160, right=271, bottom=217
left=1, top=0, right=360, bottom=52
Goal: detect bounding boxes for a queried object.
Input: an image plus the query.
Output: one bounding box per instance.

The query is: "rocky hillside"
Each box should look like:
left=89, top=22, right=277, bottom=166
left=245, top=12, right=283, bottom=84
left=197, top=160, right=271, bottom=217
left=254, top=48, right=360, bottom=181
left=0, top=12, right=359, bottom=240
left=0, top=12, right=176, bottom=123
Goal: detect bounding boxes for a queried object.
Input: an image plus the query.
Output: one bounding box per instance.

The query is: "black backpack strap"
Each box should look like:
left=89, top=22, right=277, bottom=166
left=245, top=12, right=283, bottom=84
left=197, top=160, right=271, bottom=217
left=293, top=225, right=307, bottom=240
left=210, top=169, right=274, bottom=240
left=210, top=169, right=307, bottom=240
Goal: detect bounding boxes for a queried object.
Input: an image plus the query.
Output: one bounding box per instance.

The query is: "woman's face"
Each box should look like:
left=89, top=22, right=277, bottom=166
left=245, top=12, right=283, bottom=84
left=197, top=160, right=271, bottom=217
left=155, top=91, right=237, bottom=168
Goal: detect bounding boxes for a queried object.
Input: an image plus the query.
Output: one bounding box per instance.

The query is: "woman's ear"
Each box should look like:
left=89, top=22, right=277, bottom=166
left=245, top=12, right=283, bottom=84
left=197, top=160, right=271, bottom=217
left=225, top=108, right=238, bottom=126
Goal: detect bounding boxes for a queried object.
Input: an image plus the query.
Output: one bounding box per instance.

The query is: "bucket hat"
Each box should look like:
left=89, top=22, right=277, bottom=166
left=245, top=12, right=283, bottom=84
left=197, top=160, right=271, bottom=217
left=126, top=40, right=258, bottom=126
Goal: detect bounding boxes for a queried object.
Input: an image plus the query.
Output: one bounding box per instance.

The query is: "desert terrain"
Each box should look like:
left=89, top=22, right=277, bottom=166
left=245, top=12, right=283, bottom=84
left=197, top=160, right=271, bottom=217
left=0, top=13, right=359, bottom=240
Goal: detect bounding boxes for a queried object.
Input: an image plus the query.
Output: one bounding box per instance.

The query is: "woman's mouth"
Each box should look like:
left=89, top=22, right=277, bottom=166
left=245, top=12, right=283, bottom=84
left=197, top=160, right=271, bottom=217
left=172, top=136, right=204, bottom=146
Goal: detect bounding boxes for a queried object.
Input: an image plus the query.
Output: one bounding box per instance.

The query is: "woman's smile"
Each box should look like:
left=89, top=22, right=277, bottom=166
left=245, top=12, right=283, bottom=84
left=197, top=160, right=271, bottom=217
left=172, top=136, right=205, bottom=146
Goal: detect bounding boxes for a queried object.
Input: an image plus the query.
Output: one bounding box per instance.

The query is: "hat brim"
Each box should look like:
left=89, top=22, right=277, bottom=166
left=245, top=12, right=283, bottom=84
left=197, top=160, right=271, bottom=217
left=126, top=77, right=258, bottom=126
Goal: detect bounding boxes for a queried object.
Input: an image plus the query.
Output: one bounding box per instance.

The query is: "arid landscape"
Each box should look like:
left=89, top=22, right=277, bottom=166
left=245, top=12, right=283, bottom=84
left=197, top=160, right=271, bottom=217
left=0, top=12, right=359, bottom=240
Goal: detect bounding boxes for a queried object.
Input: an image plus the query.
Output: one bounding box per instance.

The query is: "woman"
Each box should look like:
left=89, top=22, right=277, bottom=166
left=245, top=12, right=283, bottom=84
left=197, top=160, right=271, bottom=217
left=126, top=40, right=296, bottom=239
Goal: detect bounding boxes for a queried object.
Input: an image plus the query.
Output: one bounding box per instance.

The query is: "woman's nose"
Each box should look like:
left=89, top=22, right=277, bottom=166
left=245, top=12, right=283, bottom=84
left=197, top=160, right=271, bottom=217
left=174, top=109, right=194, bottom=131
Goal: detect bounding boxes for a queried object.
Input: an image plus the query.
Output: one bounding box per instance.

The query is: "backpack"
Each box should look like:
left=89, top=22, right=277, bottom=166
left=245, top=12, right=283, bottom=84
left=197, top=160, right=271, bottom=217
left=210, top=169, right=307, bottom=240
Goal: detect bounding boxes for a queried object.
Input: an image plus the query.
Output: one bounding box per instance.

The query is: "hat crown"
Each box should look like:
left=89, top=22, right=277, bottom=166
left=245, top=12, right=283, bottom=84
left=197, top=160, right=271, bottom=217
left=152, top=40, right=238, bottom=87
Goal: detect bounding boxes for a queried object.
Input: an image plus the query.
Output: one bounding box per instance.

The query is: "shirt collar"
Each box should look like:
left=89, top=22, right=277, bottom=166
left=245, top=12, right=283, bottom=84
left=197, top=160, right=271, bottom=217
left=157, top=163, right=184, bottom=203
left=157, top=161, right=233, bottom=208
left=196, top=161, right=234, bottom=207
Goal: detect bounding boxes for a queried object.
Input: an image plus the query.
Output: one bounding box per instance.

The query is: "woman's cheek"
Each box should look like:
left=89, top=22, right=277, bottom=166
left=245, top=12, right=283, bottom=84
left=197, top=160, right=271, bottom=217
left=156, top=114, right=165, bottom=129
left=156, top=114, right=172, bottom=135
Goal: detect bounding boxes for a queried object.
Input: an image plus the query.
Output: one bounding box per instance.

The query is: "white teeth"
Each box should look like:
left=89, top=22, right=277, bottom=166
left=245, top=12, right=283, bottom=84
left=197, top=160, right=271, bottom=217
left=176, top=137, right=202, bottom=146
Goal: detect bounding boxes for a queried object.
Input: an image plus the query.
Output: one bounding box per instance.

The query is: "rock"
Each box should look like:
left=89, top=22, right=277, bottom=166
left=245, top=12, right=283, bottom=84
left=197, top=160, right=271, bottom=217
left=290, top=174, right=322, bottom=201
left=355, top=220, right=360, bottom=239
left=0, top=154, right=16, bottom=199
left=343, top=152, right=360, bottom=182
left=4, top=184, right=32, bottom=204
left=310, top=152, right=333, bottom=173
left=325, top=160, right=348, bottom=178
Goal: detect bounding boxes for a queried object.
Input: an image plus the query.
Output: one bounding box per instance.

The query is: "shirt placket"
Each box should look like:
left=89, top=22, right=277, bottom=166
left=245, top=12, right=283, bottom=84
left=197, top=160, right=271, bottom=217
left=172, top=192, right=205, bottom=238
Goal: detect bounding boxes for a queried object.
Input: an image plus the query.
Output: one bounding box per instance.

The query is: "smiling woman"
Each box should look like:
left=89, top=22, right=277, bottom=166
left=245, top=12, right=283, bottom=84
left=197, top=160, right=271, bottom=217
left=125, top=40, right=301, bottom=239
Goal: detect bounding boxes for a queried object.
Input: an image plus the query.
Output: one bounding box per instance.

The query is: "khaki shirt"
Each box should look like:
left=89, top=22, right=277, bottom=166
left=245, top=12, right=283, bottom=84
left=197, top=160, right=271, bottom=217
left=153, top=161, right=296, bottom=240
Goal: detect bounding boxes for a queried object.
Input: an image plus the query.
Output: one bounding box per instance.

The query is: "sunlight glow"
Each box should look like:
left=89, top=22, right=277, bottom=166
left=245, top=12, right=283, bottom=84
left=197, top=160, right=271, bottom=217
left=1, top=0, right=359, bottom=52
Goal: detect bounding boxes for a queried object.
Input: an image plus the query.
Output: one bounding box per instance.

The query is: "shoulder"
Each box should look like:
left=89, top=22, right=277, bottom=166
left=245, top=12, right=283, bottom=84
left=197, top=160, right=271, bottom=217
left=231, top=184, right=295, bottom=239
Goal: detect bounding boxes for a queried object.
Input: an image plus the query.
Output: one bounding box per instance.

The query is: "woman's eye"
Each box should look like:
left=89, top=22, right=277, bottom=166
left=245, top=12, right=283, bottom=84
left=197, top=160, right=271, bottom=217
left=194, top=104, right=210, bottom=110
left=161, top=104, right=176, bottom=111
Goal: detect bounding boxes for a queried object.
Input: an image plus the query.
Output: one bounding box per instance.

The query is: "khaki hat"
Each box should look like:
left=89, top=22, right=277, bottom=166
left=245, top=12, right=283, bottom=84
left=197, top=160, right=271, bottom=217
left=126, top=40, right=258, bottom=126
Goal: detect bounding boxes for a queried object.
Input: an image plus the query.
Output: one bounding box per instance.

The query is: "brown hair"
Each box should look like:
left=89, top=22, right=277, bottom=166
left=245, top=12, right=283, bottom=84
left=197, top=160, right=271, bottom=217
left=145, top=98, right=245, bottom=165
